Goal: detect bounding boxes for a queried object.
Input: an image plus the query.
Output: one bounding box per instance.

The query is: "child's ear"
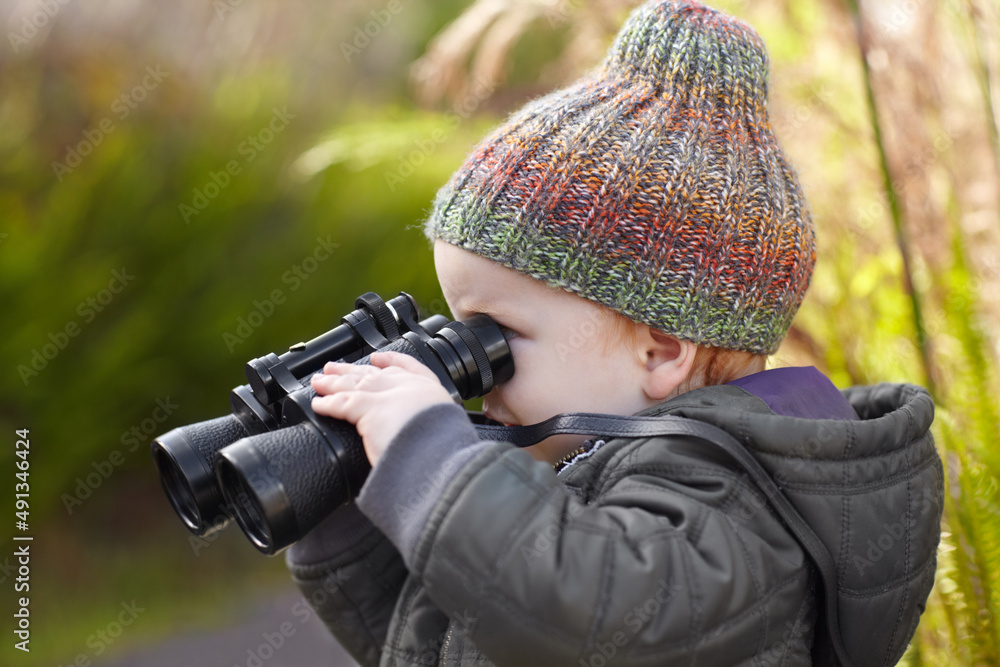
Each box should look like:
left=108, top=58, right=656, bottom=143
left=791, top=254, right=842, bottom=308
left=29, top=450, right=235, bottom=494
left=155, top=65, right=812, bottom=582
left=637, top=326, right=698, bottom=401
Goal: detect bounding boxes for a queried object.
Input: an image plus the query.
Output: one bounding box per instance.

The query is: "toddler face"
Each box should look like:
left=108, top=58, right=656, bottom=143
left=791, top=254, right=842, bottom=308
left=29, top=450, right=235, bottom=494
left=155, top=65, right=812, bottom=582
left=434, top=241, right=656, bottom=463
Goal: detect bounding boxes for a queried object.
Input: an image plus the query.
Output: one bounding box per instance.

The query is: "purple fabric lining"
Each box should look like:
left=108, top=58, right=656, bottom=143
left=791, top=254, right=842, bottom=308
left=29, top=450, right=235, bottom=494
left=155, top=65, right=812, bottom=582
left=727, top=366, right=859, bottom=421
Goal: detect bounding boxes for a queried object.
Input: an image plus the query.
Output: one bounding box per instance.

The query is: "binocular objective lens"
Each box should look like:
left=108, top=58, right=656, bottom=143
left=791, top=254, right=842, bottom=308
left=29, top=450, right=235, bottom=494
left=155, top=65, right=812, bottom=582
left=216, top=460, right=273, bottom=552
left=153, top=446, right=202, bottom=530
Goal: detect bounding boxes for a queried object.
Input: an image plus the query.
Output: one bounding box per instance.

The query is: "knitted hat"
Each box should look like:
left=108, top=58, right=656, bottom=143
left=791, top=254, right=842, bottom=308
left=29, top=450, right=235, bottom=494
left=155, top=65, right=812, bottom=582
left=424, top=0, right=815, bottom=354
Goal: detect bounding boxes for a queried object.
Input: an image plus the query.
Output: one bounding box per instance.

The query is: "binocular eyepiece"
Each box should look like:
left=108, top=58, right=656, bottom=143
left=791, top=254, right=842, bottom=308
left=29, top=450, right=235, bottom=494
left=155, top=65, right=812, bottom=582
left=151, top=292, right=513, bottom=554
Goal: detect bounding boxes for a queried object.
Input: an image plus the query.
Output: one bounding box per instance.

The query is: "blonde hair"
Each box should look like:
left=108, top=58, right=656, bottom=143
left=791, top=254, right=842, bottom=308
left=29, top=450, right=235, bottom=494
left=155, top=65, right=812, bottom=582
left=680, top=344, right=767, bottom=392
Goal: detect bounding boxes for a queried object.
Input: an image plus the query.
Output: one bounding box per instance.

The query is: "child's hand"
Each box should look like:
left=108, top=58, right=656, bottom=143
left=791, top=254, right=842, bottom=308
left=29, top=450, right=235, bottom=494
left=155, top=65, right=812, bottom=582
left=310, top=352, right=455, bottom=467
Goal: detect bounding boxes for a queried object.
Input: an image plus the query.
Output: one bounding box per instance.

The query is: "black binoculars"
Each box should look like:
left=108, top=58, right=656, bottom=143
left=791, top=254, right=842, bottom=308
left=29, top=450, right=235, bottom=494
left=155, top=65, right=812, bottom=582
left=151, top=292, right=513, bottom=555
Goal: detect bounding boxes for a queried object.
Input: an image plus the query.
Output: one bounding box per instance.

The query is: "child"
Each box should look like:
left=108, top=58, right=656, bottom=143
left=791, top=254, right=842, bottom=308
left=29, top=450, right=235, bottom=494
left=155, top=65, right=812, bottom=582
left=290, top=1, right=942, bottom=665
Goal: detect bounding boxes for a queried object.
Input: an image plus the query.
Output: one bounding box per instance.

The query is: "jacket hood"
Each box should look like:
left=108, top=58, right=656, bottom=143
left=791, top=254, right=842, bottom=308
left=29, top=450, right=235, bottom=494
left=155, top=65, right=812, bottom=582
left=654, top=380, right=943, bottom=666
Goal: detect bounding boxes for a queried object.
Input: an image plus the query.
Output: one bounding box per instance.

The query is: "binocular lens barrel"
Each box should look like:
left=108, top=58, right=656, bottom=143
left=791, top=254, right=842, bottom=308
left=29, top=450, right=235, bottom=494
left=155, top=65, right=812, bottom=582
left=216, top=315, right=512, bottom=555
left=151, top=414, right=249, bottom=535
left=216, top=420, right=355, bottom=553
left=216, top=454, right=271, bottom=549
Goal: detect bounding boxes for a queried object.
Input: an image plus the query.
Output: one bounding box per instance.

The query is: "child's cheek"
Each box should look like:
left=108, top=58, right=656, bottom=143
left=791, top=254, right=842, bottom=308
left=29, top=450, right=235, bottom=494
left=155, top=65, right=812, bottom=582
left=499, top=339, right=530, bottom=401
left=504, top=337, right=526, bottom=369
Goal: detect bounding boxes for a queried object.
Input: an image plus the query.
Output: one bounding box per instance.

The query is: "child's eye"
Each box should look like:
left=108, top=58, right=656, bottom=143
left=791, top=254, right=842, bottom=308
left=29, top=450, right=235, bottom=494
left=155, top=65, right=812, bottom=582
left=498, top=325, right=520, bottom=341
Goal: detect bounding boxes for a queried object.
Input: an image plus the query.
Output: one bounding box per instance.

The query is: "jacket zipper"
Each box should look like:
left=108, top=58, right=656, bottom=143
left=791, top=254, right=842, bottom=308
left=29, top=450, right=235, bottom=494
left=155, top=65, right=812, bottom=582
left=553, top=445, right=587, bottom=472
left=554, top=439, right=605, bottom=473
left=440, top=626, right=454, bottom=665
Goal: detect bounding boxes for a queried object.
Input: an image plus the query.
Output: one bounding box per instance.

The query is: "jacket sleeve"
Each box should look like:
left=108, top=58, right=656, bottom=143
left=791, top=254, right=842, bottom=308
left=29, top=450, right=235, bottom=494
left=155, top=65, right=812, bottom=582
left=285, top=502, right=408, bottom=667
left=355, top=403, right=816, bottom=666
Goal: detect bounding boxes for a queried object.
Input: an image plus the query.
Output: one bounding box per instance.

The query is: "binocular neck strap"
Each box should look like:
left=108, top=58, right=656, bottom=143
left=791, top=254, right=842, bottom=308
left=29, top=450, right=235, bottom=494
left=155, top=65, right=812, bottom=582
left=471, top=411, right=855, bottom=667
left=472, top=411, right=738, bottom=448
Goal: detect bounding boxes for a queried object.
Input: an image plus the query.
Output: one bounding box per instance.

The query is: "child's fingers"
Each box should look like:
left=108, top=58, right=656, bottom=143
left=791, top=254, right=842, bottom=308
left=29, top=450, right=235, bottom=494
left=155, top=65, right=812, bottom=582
left=369, top=351, right=438, bottom=378
left=311, top=366, right=377, bottom=395
left=311, top=389, right=370, bottom=424
left=311, top=353, right=441, bottom=401
left=312, top=372, right=357, bottom=390
left=322, top=361, right=375, bottom=375
left=311, top=360, right=423, bottom=395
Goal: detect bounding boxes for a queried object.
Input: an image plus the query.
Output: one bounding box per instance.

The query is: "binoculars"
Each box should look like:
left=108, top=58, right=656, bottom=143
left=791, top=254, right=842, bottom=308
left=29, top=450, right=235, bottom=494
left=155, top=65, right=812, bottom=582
left=151, top=292, right=513, bottom=555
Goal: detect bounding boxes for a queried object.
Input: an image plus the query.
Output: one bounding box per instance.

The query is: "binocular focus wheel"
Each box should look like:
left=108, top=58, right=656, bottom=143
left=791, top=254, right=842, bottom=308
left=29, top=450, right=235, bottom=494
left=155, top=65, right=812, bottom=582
left=356, top=292, right=400, bottom=341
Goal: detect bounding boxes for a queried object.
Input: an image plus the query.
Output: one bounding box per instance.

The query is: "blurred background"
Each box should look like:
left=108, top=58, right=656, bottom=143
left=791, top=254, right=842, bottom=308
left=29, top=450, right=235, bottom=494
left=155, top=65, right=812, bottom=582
left=1, top=0, right=998, bottom=664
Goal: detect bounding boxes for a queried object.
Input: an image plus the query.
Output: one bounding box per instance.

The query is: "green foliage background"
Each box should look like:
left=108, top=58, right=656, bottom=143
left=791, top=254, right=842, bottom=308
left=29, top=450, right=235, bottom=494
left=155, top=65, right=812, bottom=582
left=0, top=0, right=998, bottom=665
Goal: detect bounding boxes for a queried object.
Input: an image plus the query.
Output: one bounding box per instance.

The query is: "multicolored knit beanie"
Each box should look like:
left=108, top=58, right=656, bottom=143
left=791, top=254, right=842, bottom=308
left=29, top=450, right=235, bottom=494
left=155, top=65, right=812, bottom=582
left=424, top=0, right=815, bottom=354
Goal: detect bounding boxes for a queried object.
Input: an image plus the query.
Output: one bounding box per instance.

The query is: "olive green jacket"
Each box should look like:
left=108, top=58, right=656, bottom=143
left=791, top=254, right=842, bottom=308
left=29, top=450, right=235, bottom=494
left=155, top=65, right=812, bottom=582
left=286, top=382, right=941, bottom=666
